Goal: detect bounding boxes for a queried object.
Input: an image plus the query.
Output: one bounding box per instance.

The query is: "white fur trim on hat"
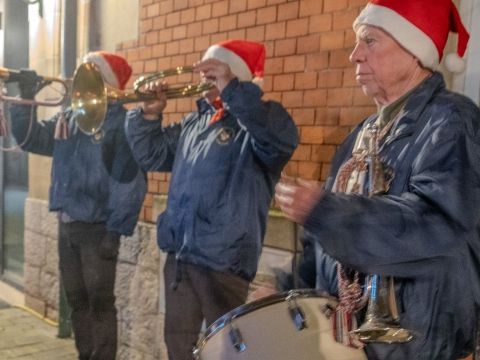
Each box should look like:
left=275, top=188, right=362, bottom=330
left=82, top=53, right=120, bottom=89
left=353, top=4, right=440, bottom=70
left=202, top=45, right=253, bottom=82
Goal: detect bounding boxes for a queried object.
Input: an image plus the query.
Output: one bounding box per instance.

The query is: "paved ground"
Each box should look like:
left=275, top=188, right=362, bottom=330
left=0, top=306, right=77, bottom=359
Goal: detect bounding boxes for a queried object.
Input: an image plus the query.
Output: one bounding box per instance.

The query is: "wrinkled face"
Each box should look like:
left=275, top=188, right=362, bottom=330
left=349, top=25, right=420, bottom=104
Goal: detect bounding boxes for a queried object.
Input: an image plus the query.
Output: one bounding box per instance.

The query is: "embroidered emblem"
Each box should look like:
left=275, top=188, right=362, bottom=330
left=216, top=127, right=234, bottom=145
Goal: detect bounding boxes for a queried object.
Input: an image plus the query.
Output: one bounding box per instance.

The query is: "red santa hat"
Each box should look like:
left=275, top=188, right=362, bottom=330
left=353, top=0, right=470, bottom=73
left=201, top=39, right=266, bottom=85
left=82, top=51, right=132, bottom=90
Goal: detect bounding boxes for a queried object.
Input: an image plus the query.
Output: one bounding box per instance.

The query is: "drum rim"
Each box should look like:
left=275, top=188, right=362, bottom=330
left=193, top=288, right=336, bottom=356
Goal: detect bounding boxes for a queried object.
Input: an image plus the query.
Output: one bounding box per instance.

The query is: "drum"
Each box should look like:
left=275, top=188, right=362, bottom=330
left=193, top=289, right=367, bottom=360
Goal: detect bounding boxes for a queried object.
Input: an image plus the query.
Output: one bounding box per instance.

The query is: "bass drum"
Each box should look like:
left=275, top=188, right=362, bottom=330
left=194, top=289, right=367, bottom=360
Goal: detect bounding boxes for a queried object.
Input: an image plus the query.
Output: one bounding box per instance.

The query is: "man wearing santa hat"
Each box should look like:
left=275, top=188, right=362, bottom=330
left=125, top=39, right=298, bottom=359
left=275, top=0, right=480, bottom=359
left=10, top=51, right=147, bottom=360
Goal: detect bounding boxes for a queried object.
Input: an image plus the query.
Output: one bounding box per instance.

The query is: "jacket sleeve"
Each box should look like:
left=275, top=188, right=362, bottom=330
left=125, top=108, right=181, bottom=172
left=221, top=79, right=299, bottom=172
left=9, top=104, right=56, bottom=156
left=305, top=105, right=480, bottom=278
left=104, top=110, right=148, bottom=236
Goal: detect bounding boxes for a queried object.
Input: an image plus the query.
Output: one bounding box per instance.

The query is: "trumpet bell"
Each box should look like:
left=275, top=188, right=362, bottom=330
left=71, top=63, right=108, bottom=135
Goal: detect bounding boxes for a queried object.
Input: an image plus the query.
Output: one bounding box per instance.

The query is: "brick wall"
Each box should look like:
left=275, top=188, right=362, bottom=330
left=117, top=0, right=375, bottom=222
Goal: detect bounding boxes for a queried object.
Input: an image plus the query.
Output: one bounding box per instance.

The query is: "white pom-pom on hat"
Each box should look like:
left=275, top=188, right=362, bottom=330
left=444, top=52, right=467, bottom=74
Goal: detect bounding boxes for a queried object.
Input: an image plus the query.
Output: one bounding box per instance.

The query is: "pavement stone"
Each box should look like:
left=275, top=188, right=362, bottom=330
left=0, top=307, right=76, bottom=359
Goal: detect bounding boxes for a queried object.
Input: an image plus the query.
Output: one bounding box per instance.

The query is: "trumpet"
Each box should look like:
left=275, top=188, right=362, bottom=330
left=0, top=67, right=69, bottom=106
left=71, top=62, right=214, bottom=135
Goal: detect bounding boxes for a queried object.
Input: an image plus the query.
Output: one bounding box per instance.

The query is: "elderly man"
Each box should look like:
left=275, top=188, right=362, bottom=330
left=275, top=0, right=480, bottom=359
left=126, top=40, right=298, bottom=360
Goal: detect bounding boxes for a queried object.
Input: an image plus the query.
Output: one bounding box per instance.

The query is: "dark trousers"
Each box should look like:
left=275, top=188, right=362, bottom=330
left=163, top=253, right=250, bottom=360
left=59, top=221, right=118, bottom=360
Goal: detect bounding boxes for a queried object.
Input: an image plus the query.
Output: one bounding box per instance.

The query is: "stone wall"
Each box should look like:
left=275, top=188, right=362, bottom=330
left=23, top=197, right=294, bottom=359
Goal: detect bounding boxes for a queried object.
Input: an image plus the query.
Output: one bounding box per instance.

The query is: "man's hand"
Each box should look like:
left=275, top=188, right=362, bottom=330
left=18, top=69, right=40, bottom=100
left=99, top=231, right=121, bottom=260
left=141, top=81, right=168, bottom=121
left=275, top=176, right=324, bottom=224
left=194, top=58, right=236, bottom=93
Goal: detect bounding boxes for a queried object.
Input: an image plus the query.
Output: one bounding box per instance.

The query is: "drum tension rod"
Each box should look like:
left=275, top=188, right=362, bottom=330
left=287, top=292, right=308, bottom=331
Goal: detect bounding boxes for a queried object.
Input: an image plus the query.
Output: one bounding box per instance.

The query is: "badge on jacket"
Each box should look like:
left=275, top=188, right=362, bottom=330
left=216, top=127, right=234, bottom=145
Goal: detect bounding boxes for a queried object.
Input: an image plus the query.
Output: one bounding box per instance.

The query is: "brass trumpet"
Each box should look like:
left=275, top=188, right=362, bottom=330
left=0, top=67, right=69, bottom=106
left=71, top=63, right=214, bottom=135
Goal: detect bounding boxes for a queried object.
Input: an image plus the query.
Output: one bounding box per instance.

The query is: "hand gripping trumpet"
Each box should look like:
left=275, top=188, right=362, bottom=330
left=71, top=62, right=214, bottom=135
left=0, top=67, right=69, bottom=106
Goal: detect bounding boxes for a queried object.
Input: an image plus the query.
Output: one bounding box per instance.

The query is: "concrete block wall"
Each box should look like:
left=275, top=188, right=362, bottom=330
left=114, top=0, right=373, bottom=223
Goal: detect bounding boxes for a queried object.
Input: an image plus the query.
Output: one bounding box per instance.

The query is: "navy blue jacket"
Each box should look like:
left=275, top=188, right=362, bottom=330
left=10, top=103, right=147, bottom=236
left=126, top=79, right=298, bottom=281
left=308, top=73, right=480, bottom=359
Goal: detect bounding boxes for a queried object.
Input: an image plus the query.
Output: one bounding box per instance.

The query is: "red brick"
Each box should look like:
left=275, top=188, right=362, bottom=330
left=298, top=161, right=322, bottom=180
left=329, top=49, right=354, bottom=68
left=292, top=144, right=311, bottom=161
left=333, top=8, right=358, bottom=30
left=143, top=193, right=154, bottom=207
left=286, top=18, right=309, bottom=38
left=305, top=53, right=329, bottom=71
left=230, top=0, right=247, bottom=13
left=219, top=14, right=238, bottom=31
left=344, top=30, right=356, bottom=48
left=292, top=108, right=315, bottom=125
left=284, top=55, right=306, bottom=73
left=248, top=0, right=267, bottom=10
left=238, top=11, right=256, bottom=28
left=265, top=22, right=286, bottom=40
left=178, top=38, right=194, bottom=54
left=303, top=89, right=327, bottom=107
left=281, top=161, right=298, bottom=178
left=228, top=29, right=247, bottom=39
left=278, top=2, right=299, bottom=21
left=320, top=31, right=344, bottom=50
left=158, top=181, right=170, bottom=194
left=264, top=91, right=282, bottom=103
left=202, top=19, right=220, bottom=34
left=180, top=8, right=195, bottom=24
left=311, top=144, right=336, bottom=162
left=327, top=88, right=353, bottom=106
left=152, top=172, right=167, bottom=181
left=274, top=38, right=296, bottom=56
left=158, top=28, right=173, bottom=43
left=145, top=31, right=159, bottom=46
left=257, top=6, right=277, bottom=25
left=301, top=126, right=324, bottom=144
left=165, top=41, right=180, bottom=56
left=187, top=23, right=203, bottom=38
left=196, top=4, right=212, bottom=21
left=212, top=0, right=229, bottom=17
left=295, top=72, right=318, bottom=90
left=210, top=33, right=228, bottom=45
left=148, top=179, right=159, bottom=193
left=146, top=3, right=160, bottom=18
left=153, top=15, right=166, bottom=30
left=138, top=47, right=153, bottom=60
left=321, top=125, right=350, bottom=144
left=315, top=107, right=340, bottom=125
left=324, top=0, right=348, bottom=12
left=299, top=0, right=324, bottom=17
left=246, top=26, right=266, bottom=42
left=273, top=74, right=295, bottom=91
left=173, top=0, right=188, bottom=10
left=159, top=0, right=173, bottom=15
left=166, top=11, right=181, bottom=27
left=172, top=25, right=187, bottom=40
left=265, top=58, right=284, bottom=75
left=297, top=34, right=321, bottom=55
left=141, top=19, right=153, bottom=33
left=281, top=91, right=303, bottom=108
left=318, top=69, right=343, bottom=88
left=349, top=0, right=368, bottom=7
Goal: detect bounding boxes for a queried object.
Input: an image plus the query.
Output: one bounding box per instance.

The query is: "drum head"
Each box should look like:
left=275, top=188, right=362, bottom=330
left=194, top=289, right=366, bottom=360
